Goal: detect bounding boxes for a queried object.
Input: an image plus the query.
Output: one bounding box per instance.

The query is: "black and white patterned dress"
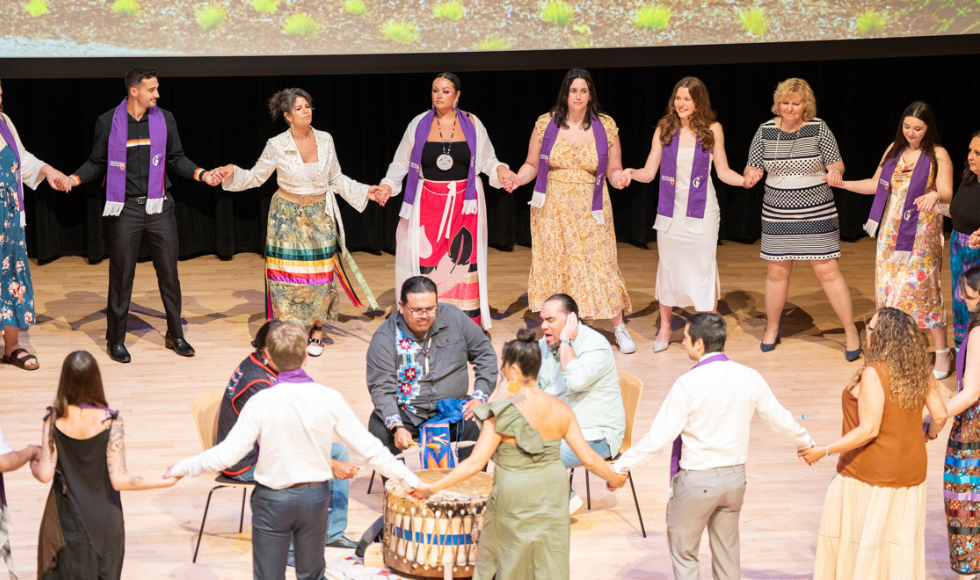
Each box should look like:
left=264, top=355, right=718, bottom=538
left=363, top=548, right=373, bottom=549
left=747, top=118, right=843, bottom=261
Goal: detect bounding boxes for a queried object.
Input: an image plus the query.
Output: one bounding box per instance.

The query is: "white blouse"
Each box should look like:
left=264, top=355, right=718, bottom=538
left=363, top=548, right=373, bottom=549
left=223, top=128, right=369, bottom=251
left=1, top=113, right=48, bottom=227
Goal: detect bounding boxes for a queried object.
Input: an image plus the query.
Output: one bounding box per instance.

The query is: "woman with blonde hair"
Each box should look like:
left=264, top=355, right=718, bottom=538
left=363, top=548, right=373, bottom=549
left=619, top=77, right=746, bottom=351
left=744, top=78, right=861, bottom=360
left=800, top=307, right=948, bottom=579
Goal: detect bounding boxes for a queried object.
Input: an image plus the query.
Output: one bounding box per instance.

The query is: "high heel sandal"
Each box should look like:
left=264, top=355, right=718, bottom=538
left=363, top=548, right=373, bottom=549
left=845, top=334, right=862, bottom=362
left=307, top=324, right=324, bottom=357
left=760, top=331, right=781, bottom=353
left=933, top=347, right=954, bottom=380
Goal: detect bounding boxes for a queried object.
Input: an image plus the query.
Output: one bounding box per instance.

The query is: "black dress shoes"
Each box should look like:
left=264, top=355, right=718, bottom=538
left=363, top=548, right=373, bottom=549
left=107, top=343, right=131, bottom=364
left=165, top=334, right=196, bottom=357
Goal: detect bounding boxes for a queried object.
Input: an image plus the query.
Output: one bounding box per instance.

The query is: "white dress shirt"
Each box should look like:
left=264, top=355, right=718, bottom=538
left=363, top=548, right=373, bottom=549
left=615, top=353, right=813, bottom=474
left=172, top=377, right=421, bottom=491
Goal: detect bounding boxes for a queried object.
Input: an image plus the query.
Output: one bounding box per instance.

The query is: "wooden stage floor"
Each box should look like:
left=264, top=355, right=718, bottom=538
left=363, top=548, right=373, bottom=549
left=0, top=237, right=959, bottom=579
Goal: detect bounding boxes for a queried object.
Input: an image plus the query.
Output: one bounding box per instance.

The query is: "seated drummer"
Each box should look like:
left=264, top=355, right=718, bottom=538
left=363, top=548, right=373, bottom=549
left=367, top=276, right=498, bottom=461
left=216, top=320, right=361, bottom=550
left=537, top=294, right=626, bottom=512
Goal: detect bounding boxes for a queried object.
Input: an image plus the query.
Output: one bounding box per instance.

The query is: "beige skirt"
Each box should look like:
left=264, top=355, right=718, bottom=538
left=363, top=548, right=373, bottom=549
left=813, top=474, right=926, bottom=580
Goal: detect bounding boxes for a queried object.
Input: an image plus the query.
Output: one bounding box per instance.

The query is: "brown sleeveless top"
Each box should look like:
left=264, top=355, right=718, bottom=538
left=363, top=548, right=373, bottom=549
left=836, top=362, right=927, bottom=487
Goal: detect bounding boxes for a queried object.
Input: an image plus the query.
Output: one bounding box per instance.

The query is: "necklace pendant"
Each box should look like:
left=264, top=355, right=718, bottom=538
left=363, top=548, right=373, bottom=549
left=436, top=153, right=454, bottom=171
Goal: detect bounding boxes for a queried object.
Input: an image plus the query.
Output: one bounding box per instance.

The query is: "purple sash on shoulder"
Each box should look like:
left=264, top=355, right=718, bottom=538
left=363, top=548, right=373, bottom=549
left=864, top=150, right=932, bottom=259
left=0, top=114, right=23, bottom=221
left=532, top=115, right=608, bottom=224
left=105, top=98, right=167, bottom=217
left=957, top=329, right=970, bottom=393
left=273, top=367, right=314, bottom=385
left=669, top=352, right=729, bottom=480
left=400, top=109, right=478, bottom=219
left=656, top=133, right=712, bottom=234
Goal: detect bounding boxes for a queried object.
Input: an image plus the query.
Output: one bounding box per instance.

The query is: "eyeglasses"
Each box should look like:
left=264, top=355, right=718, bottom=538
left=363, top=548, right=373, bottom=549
left=406, top=306, right=437, bottom=319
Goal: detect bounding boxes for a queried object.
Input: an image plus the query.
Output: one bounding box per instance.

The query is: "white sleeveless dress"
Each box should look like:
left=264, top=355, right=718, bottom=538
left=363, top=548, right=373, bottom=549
left=655, top=148, right=720, bottom=311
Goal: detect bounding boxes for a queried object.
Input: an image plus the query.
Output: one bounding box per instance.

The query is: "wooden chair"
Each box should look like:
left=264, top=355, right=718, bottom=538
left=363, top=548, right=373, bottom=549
left=190, top=391, right=256, bottom=562
left=569, top=371, right=647, bottom=537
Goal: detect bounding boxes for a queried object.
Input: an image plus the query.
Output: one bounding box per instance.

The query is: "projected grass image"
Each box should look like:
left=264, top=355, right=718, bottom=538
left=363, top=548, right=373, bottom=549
left=0, top=0, right=977, bottom=57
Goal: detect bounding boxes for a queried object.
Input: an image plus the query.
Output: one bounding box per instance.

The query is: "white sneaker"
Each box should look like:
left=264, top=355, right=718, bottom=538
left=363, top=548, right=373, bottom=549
left=569, top=492, right=584, bottom=515
left=615, top=326, right=636, bottom=354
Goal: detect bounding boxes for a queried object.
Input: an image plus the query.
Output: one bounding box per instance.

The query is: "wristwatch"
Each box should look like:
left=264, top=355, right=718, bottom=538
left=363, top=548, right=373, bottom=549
left=560, top=339, right=572, bottom=346
left=389, top=424, right=404, bottom=436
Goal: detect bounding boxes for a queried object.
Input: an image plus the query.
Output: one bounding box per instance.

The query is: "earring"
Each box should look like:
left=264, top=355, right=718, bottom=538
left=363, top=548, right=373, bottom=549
left=453, top=99, right=459, bottom=109
left=507, top=380, right=520, bottom=393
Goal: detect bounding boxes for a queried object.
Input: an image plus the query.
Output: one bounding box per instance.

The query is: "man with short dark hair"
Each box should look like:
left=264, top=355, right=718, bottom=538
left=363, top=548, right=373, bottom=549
left=215, top=321, right=359, bottom=551
left=170, top=321, right=419, bottom=580
left=537, top=293, right=624, bottom=513
left=611, top=313, right=814, bottom=580
left=366, top=276, right=497, bottom=460
left=64, top=67, right=223, bottom=363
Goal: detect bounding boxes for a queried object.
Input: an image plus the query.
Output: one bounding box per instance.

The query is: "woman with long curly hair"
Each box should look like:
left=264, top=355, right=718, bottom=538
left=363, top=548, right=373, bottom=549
left=618, top=77, right=746, bottom=352
left=511, top=69, right=634, bottom=353
left=800, top=307, right=948, bottom=579
left=943, top=265, right=980, bottom=579
left=837, top=102, right=955, bottom=379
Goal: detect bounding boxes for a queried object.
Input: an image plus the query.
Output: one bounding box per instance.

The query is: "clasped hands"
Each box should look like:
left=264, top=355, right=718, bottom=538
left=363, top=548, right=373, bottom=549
left=798, top=444, right=825, bottom=466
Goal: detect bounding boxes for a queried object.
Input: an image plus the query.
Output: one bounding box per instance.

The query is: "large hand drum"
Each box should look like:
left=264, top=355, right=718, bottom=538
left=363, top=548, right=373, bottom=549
left=383, top=469, right=492, bottom=578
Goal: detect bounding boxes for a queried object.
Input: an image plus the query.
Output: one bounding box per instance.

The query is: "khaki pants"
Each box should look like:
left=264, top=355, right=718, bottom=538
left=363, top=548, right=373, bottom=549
left=666, top=465, right=746, bottom=580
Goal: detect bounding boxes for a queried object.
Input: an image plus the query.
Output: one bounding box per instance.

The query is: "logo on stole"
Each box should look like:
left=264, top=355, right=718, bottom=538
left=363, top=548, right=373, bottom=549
left=110, top=161, right=125, bottom=171
left=693, top=176, right=702, bottom=188
left=904, top=210, right=912, bottom=221
left=152, top=154, right=162, bottom=167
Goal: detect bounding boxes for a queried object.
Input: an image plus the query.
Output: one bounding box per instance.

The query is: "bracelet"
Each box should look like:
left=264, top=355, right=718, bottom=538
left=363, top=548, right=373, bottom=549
left=828, top=168, right=841, bottom=174
left=824, top=446, right=830, bottom=457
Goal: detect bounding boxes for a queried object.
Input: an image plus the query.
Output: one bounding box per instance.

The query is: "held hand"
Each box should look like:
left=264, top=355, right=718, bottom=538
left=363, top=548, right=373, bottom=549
left=406, top=485, right=433, bottom=502
left=201, top=170, right=223, bottom=187
left=606, top=472, right=628, bottom=491
left=462, top=398, right=482, bottom=421
left=367, top=185, right=386, bottom=206
left=497, top=166, right=519, bottom=193
left=913, top=192, right=939, bottom=214
left=559, top=312, right=579, bottom=342
left=394, top=427, right=414, bottom=451
left=969, top=229, right=980, bottom=250
left=800, top=446, right=825, bottom=466
left=163, top=465, right=180, bottom=480
left=743, top=168, right=763, bottom=189
left=46, top=168, right=73, bottom=192
left=331, top=459, right=361, bottom=480
left=824, top=169, right=843, bottom=188
left=618, top=168, right=633, bottom=189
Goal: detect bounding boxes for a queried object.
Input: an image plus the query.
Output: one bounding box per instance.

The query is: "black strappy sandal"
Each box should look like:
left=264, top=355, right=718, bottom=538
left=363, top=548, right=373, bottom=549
left=2, top=347, right=39, bottom=371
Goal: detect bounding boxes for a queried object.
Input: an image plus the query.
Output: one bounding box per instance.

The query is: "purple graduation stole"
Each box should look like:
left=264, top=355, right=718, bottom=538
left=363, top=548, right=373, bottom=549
left=656, top=133, right=712, bottom=234
left=105, top=98, right=167, bottom=216
left=272, top=367, right=314, bottom=385
left=0, top=114, right=23, bottom=222
left=533, top=115, right=609, bottom=224
left=863, top=150, right=932, bottom=258
left=400, top=109, right=478, bottom=219
left=957, top=328, right=970, bottom=393
left=669, top=352, right=729, bottom=480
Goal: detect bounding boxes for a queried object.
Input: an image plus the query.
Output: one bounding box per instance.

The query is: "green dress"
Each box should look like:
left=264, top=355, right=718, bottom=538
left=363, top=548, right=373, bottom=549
left=473, top=399, right=569, bottom=580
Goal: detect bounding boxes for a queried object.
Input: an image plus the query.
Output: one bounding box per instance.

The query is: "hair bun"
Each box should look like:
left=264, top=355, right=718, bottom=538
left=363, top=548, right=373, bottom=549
left=516, top=328, right=537, bottom=343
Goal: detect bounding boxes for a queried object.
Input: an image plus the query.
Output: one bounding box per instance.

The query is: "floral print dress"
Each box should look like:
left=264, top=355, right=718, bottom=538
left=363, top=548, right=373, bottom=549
left=945, top=338, right=980, bottom=575
left=874, top=159, right=945, bottom=328
left=0, top=145, right=34, bottom=331
left=528, top=113, right=631, bottom=319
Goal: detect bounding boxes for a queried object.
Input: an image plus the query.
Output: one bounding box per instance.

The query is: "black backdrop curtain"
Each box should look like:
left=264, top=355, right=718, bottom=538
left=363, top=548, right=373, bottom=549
left=4, top=52, right=980, bottom=264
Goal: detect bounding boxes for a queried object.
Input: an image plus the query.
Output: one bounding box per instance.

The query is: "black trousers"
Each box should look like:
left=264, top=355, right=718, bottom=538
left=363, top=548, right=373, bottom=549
left=367, top=409, right=481, bottom=463
left=251, top=482, right=330, bottom=580
left=105, top=195, right=182, bottom=344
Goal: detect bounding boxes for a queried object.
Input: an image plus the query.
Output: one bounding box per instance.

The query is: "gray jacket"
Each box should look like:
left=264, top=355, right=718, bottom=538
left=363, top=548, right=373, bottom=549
left=366, top=303, right=498, bottom=428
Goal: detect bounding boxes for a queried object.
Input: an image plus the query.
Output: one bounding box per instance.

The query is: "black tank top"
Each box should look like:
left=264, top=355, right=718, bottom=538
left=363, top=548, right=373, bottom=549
left=421, top=141, right=470, bottom=182
left=54, top=419, right=124, bottom=556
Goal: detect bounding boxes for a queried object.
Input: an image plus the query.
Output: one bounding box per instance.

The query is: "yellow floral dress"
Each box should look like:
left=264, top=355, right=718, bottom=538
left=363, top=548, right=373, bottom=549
left=528, top=113, right=631, bottom=319
left=875, top=159, right=945, bottom=328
